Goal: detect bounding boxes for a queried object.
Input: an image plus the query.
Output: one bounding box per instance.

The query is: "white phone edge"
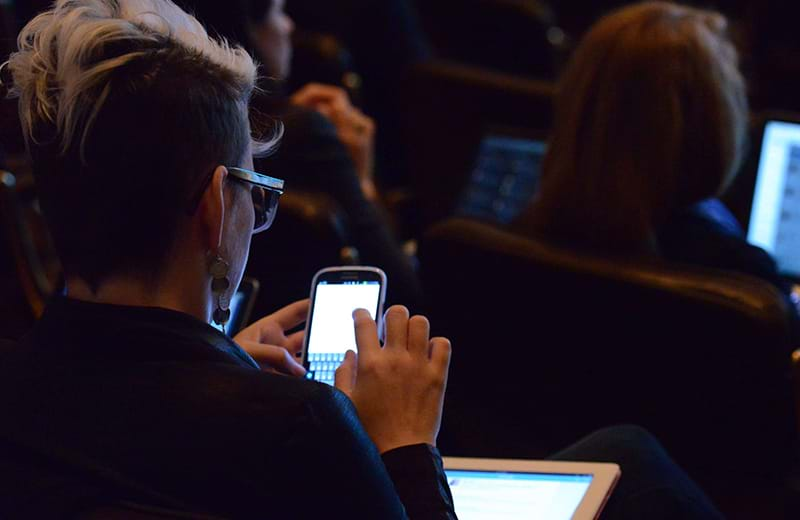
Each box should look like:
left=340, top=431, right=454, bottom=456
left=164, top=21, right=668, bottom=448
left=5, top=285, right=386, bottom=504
left=300, top=266, right=388, bottom=366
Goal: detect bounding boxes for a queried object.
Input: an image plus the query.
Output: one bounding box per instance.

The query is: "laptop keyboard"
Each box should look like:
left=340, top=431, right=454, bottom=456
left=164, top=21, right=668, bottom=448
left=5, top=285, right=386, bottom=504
left=307, top=352, right=346, bottom=386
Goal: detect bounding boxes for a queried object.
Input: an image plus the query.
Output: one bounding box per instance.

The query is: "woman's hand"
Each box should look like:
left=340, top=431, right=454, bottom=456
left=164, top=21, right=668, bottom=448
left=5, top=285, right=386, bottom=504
left=234, top=299, right=309, bottom=377
left=334, top=305, right=452, bottom=454
left=290, top=83, right=377, bottom=198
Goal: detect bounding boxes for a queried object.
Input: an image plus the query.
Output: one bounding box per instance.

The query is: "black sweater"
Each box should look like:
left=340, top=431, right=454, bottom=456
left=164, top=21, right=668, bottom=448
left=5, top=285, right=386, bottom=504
left=0, top=297, right=455, bottom=519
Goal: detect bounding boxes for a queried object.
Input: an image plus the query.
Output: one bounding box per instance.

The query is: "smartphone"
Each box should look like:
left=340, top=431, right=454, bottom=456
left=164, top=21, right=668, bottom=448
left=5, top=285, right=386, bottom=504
left=301, top=266, right=387, bottom=386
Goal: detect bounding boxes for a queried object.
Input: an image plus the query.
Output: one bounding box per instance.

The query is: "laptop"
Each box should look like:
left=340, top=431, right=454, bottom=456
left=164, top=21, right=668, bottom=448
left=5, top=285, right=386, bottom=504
left=454, top=126, right=547, bottom=225
left=746, top=117, right=800, bottom=279
left=444, top=457, right=620, bottom=520
left=211, top=277, right=260, bottom=337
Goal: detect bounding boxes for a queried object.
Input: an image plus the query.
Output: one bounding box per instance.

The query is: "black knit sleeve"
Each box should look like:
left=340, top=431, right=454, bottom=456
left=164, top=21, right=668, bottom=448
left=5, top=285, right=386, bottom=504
left=382, top=444, right=457, bottom=520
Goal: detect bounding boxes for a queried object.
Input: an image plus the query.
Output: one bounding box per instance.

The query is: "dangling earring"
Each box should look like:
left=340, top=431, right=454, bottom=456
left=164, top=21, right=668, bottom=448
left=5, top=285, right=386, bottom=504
left=208, top=253, right=231, bottom=330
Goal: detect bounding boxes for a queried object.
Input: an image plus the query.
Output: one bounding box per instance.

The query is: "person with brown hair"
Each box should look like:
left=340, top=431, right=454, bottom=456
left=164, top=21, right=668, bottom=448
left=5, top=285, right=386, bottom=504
left=514, top=1, right=795, bottom=304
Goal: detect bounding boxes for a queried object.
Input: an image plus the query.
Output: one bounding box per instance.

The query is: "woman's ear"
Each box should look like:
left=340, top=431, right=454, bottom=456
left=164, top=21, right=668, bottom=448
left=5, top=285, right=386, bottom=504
left=199, top=166, right=228, bottom=253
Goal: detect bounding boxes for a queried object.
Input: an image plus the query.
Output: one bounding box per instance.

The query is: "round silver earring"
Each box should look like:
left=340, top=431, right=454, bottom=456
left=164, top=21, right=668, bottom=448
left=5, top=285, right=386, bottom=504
left=208, top=254, right=231, bottom=328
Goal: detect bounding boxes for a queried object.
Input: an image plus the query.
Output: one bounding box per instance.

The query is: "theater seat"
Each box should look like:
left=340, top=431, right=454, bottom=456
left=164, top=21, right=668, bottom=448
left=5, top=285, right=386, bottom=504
left=416, top=0, right=568, bottom=78
left=245, top=190, right=358, bottom=321
left=0, top=170, right=58, bottom=339
left=418, top=218, right=797, bottom=490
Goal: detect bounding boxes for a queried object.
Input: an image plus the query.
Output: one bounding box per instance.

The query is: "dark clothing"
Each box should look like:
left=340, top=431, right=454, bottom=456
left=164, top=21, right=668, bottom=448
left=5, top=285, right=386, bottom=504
left=658, top=198, right=798, bottom=312
left=0, top=297, right=455, bottom=519
left=518, top=197, right=797, bottom=314
left=286, top=0, right=431, bottom=188
left=551, top=426, right=725, bottom=520
left=255, top=101, right=423, bottom=309
left=658, top=199, right=792, bottom=293
left=659, top=199, right=800, bottom=351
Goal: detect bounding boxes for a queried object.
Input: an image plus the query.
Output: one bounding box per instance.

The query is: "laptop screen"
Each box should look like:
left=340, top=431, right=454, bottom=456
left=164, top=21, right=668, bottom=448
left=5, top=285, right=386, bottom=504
left=445, top=469, right=593, bottom=520
left=455, top=132, right=546, bottom=224
left=747, top=120, right=800, bottom=278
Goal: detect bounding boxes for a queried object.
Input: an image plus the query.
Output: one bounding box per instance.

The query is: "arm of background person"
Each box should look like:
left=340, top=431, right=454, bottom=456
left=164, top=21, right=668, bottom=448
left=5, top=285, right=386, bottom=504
left=257, top=106, right=424, bottom=309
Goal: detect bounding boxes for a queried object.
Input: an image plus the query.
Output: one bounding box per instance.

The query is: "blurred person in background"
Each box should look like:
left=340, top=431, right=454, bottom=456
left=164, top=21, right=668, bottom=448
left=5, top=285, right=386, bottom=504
left=513, top=1, right=799, bottom=327
left=285, top=0, right=431, bottom=188
left=177, top=0, right=424, bottom=310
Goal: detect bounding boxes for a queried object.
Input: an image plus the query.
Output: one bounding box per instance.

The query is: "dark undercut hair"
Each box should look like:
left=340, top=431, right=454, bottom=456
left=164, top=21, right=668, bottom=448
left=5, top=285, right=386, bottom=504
left=7, top=0, right=278, bottom=290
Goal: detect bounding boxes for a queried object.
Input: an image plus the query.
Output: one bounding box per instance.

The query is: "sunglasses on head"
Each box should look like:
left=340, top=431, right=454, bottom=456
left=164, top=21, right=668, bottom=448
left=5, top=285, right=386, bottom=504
left=187, top=166, right=285, bottom=234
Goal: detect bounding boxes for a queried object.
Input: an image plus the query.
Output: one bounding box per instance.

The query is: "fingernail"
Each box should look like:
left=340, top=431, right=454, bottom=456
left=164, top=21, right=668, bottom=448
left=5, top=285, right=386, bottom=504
left=293, top=362, right=307, bottom=377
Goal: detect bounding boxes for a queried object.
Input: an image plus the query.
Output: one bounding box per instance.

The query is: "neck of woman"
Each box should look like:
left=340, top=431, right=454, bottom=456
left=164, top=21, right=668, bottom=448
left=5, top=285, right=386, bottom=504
left=64, top=266, right=210, bottom=324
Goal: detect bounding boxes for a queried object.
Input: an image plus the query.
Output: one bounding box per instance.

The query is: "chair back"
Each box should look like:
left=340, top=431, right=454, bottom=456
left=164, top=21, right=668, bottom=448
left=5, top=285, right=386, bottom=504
left=416, top=0, right=567, bottom=78
left=419, top=218, right=797, bottom=481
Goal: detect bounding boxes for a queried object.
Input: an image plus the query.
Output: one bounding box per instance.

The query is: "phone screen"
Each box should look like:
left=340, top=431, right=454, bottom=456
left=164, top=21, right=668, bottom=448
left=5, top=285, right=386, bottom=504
left=305, top=270, right=385, bottom=385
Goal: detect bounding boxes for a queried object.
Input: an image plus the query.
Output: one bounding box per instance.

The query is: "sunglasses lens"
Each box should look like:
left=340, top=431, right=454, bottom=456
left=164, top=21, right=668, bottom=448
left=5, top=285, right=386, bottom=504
left=252, top=188, right=280, bottom=233
left=251, top=187, right=266, bottom=230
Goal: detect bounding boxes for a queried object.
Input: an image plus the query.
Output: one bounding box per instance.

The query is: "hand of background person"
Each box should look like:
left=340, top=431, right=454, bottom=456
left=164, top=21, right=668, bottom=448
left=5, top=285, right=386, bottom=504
left=290, top=83, right=377, bottom=200
left=334, top=306, right=452, bottom=454
left=234, top=299, right=308, bottom=377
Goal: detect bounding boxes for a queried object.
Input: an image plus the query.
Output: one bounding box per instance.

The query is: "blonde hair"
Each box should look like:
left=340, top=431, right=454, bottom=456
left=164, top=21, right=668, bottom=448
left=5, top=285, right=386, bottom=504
left=3, top=0, right=281, bottom=288
left=521, top=1, right=748, bottom=251
left=7, top=0, right=277, bottom=156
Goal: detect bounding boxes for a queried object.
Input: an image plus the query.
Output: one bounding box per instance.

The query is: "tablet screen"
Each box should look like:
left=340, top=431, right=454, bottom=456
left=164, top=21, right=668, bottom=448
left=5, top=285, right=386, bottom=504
left=747, top=120, right=800, bottom=277
left=446, top=470, right=593, bottom=519
left=455, top=133, right=546, bottom=224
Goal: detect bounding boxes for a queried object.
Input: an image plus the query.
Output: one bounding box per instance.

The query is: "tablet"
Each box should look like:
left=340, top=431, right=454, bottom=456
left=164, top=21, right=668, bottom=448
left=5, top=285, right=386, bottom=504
left=443, top=457, right=620, bottom=520
left=747, top=117, right=800, bottom=278
left=454, top=126, right=547, bottom=224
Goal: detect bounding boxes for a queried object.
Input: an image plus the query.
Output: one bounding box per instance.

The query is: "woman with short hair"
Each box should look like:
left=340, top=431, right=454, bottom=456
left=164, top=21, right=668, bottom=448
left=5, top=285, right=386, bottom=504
left=1, top=1, right=453, bottom=516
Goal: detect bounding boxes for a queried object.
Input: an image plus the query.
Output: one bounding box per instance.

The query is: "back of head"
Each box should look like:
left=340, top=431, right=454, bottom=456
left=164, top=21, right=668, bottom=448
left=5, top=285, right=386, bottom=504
left=524, top=1, right=748, bottom=252
left=6, top=0, right=276, bottom=290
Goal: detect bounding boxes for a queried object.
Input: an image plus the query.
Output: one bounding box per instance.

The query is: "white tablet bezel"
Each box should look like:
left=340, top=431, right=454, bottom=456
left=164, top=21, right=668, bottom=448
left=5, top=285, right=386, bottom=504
left=443, top=457, right=621, bottom=520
